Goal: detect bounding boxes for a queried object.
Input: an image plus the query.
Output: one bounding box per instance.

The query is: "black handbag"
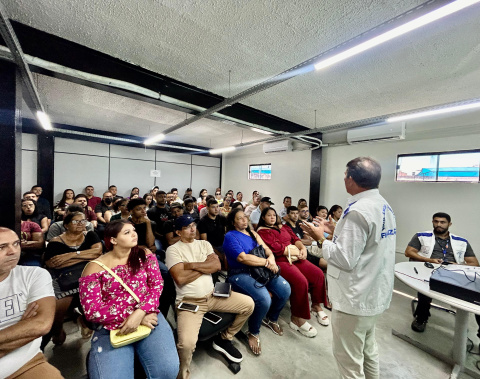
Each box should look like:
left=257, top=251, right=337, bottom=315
left=54, top=261, right=88, bottom=292
left=249, top=245, right=280, bottom=288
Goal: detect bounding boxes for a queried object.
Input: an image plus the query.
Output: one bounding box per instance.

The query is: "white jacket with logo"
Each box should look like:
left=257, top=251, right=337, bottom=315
left=416, top=231, right=468, bottom=263
left=322, top=189, right=396, bottom=316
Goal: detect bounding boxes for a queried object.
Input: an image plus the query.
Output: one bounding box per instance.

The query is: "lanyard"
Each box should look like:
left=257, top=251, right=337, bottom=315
left=437, top=238, right=449, bottom=261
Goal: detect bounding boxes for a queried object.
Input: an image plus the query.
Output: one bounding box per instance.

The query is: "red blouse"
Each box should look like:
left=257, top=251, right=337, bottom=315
left=257, top=226, right=299, bottom=263
left=79, top=254, right=163, bottom=330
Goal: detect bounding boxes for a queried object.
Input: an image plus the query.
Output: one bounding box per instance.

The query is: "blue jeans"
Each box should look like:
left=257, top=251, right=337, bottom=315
left=88, top=313, right=179, bottom=379
left=228, top=273, right=291, bottom=335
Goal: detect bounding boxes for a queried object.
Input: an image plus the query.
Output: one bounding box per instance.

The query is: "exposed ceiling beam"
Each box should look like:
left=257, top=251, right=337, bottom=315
left=0, top=0, right=44, bottom=114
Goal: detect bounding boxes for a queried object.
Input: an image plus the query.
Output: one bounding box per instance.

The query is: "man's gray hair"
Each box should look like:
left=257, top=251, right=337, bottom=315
left=346, top=157, right=382, bottom=189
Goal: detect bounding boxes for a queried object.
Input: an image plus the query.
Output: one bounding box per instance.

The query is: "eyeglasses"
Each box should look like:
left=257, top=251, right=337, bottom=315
left=215, top=193, right=221, bottom=195
left=71, top=220, right=87, bottom=225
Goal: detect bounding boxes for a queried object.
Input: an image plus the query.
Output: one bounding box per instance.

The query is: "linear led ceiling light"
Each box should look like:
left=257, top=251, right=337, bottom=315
left=251, top=127, right=274, bottom=135
left=144, top=133, right=165, bottom=145
left=36, top=111, right=53, bottom=130
left=387, top=101, right=480, bottom=122
left=314, top=0, right=480, bottom=71
left=209, top=146, right=236, bottom=155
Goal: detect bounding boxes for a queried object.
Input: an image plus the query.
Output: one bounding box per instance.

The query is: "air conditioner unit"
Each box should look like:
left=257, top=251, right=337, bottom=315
left=263, top=140, right=292, bottom=154
left=347, top=122, right=405, bottom=144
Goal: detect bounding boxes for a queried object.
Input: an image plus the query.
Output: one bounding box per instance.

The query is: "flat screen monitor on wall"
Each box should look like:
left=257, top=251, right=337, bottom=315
left=396, top=150, right=480, bottom=183
left=249, top=164, right=272, bottom=180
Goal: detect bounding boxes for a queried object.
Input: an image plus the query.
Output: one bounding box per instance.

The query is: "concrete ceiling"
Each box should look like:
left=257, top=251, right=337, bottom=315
left=4, top=0, right=480, bottom=145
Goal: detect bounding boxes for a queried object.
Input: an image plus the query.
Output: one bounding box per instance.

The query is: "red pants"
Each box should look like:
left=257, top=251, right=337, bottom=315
left=277, top=258, right=327, bottom=319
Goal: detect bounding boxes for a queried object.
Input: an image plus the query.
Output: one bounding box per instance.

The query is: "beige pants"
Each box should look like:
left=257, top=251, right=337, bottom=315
left=176, top=291, right=254, bottom=379
left=7, top=353, right=64, bottom=379
left=332, top=309, right=380, bottom=379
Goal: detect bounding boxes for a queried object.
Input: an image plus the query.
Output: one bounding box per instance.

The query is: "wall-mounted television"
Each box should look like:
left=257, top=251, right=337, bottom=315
left=249, top=164, right=272, bottom=180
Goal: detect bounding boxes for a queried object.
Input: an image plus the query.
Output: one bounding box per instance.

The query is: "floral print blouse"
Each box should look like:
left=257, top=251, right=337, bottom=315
left=79, top=254, right=163, bottom=330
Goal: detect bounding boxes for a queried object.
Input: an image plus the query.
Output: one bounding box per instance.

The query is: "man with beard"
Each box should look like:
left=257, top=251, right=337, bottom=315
left=405, top=212, right=479, bottom=333
left=94, top=191, right=114, bottom=238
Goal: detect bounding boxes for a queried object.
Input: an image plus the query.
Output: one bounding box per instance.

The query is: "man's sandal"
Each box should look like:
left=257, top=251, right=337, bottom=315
left=262, top=319, right=284, bottom=336
left=246, top=331, right=261, bottom=356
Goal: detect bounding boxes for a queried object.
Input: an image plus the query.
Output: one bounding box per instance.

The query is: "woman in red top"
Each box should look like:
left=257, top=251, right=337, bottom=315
left=257, top=207, right=329, bottom=338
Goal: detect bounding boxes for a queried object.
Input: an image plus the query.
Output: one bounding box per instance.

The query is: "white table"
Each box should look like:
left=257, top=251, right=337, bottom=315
left=394, top=261, right=480, bottom=379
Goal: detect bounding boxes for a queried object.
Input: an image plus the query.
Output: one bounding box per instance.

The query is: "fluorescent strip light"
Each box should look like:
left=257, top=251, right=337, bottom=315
left=209, top=146, right=236, bottom=155
left=387, top=101, right=480, bottom=122
left=251, top=127, right=274, bottom=135
left=315, top=0, right=480, bottom=71
left=36, top=111, right=52, bottom=130
left=144, top=133, right=165, bottom=145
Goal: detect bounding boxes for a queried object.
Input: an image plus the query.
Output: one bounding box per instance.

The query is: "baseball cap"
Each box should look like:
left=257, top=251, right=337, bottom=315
left=174, top=215, right=195, bottom=230
left=260, top=197, right=274, bottom=205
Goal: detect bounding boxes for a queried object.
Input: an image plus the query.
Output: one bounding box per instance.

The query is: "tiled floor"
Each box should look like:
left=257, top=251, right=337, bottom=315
left=44, top=254, right=480, bottom=378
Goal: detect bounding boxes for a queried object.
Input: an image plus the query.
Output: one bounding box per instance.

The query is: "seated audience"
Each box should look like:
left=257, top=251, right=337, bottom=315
left=44, top=212, right=102, bottom=346
left=198, top=188, right=208, bottom=199
left=298, top=203, right=312, bottom=224
left=80, top=220, right=179, bottom=379
left=143, top=193, right=154, bottom=209
left=405, top=212, right=480, bottom=334
left=235, top=192, right=247, bottom=208
left=197, top=199, right=228, bottom=265
left=147, top=191, right=170, bottom=252
left=166, top=215, right=254, bottom=379
left=53, top=189, right=75, bottom=222
left=223, top=209, right=291, bottom=355
left=21, top=198, right=48, bottom=234
left=215, top=190, right=223, bottom=204
left=0, top=227, right=63, bottom=379
left=219, top=196, right=232, bottom=217
left=47, top=204, right=95, bottom=241
left=257, top=207, right=329, bottom=337
left=284, top=206, right=328, bottom=271
left=166, top=192, right=174, bottom=207
left=327, top=204, right=343, bottom=226
left=184, top=198, right=199, bottom=222
left=250, top=197, right=273, bottom=230
left=278, top=196, right=292, bottom=223
left=110, top=198, right=130, bottom=221
left=24, top=191, right=51, bottom=227
left=85, top=185, right=101, bottom=211
left=247, top=190, right=259, bottom=205
left=73, top=194, right=98, bottom=228
left=231, top=202, right=244, bottom=211
left=244, top=194, right=260, bottom=218
left=20, top=218, right=44, bottom=266
left=95, top=191, right=114, bottom=237
left=109, top=184, right=123, bottom=202
left=128, top=198, right=156, bottom=252
left=316, top=205, right=329, bottom=219
left=151, top=186, right=159, bottom=197
left=171, top=188, right=183, bottom=204
left=219, top=193, right=233, bottom=208
left=163, top=202, right=184, bottom=248
left=129, top=187, right=140, bottom=199
left=31, top=185, right=53, bottom=221
left=184, top=188, right=193, bottom=198
left=199, top=195, right=215, bottom=219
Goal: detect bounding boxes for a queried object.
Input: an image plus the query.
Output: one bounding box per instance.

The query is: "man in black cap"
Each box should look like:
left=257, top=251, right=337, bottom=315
left=249, top=196, right=274, bottom=230
left=166, top=215, right=254, bottom=379
left=163, top=202, right=184, bottom=248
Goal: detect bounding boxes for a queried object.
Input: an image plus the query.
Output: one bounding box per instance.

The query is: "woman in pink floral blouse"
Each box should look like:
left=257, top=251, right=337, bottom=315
left=80, top=220, right=179, bottom=379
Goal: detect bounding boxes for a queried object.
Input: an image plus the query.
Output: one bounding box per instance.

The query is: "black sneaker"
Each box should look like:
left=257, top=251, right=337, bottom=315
left=411, top=318, right=427, bottom=332
left=212, top=336, right=243, bottom=363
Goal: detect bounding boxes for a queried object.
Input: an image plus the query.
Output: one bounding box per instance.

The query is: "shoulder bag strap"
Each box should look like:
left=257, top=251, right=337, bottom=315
left=90, top=260, right=140, bottom=303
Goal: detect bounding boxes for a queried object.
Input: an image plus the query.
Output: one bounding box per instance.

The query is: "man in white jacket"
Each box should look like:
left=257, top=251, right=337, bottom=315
left=302, top=157, right=396, bottom=379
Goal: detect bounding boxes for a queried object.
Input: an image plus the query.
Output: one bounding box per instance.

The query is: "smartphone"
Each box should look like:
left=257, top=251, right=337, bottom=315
left=203, top=312, right=222, bottom=324
left=177, top=302, right=199, bottom=313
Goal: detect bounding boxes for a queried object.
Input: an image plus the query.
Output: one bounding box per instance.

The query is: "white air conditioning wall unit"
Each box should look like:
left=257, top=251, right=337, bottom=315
left=347, top=122, right=406, bottom=144
left=263, top=140, right=292, bottom=154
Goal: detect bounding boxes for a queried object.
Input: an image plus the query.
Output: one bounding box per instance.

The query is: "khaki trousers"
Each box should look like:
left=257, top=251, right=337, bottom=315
left=6, top=353, right=64, bottom=379
left=176, top=291, right=254, bottom=379
left=332, top=309, right=380, bottom=379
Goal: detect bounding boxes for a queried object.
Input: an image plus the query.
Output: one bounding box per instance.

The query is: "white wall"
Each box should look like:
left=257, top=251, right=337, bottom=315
left=24, top=136, right=220, bottom=203
left=222, top=144, right=312, bottom=207
left=321, top=133, right=480, bottom=255
left=22, top=133, right=38, bottom=193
